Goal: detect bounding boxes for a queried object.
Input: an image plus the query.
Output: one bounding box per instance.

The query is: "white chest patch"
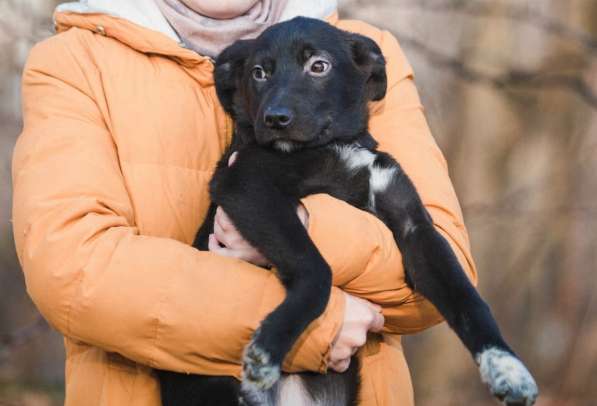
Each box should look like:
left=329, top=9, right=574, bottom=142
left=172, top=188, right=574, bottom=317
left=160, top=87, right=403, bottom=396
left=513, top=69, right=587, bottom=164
left=274, top=140, right=298, bottom=153
left=368, top=166, right=396, bottom=211
left=370, top=166, right=397, bottom=193
left=333, top=144, right=397, bottom=211
left=333, top=144, right=376, bottom=170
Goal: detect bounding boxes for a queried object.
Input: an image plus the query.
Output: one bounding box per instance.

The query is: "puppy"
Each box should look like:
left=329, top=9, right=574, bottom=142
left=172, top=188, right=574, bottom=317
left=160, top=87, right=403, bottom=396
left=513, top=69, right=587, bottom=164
left=157, top=17, right=539, bottom=406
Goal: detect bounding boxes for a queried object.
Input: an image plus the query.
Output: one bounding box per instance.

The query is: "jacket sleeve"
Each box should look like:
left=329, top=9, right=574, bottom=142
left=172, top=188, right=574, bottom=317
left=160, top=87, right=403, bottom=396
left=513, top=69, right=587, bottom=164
left=300, top=27, right=478, bottom=335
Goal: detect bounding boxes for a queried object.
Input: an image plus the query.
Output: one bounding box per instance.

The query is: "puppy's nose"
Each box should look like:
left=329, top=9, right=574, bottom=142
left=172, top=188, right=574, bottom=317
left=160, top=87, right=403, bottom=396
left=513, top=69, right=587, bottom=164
left=263, top=107, right=293, bottom=129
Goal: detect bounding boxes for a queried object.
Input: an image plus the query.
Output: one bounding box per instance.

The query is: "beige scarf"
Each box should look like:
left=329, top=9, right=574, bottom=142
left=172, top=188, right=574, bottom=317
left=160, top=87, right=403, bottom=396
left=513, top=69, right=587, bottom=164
left=155, top=0, right=290, bottom=57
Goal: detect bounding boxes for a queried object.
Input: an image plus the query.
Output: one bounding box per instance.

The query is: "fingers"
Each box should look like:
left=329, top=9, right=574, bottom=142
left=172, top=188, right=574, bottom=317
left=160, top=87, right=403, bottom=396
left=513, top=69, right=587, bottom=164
left=215, top=206, right=234, bottom=232
left=330, top=341, right=353, bottom=362
left=364, top=298, right=385, bottom=332
left=367, top=301, right=382, bottom=313
left=213, top=218, right=243, bottom=248
left=210, top=207, right=271, bottom=266
left=329, top=357, right=351, bottom=373
left=369, top=310, right=385, bottom=333
left=352, top=294, right=381, bottom=312
left=348, top=294, right=385, bottom=333
left=214, top=207, right=247, bottom=248
left=208, top=234, right=228, bottom=255
left=228, top=151, right=238, bottom=166
left=296, top=203, right=309, bottom=228
left=208, top=234, right=249, bottom=260
left=346, top=330, right=367, bottom=348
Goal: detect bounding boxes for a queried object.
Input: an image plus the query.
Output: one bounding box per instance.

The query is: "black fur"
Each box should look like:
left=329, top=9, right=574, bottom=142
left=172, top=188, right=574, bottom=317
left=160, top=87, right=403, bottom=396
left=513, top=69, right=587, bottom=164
left=157, top=17, right=537, bottom=406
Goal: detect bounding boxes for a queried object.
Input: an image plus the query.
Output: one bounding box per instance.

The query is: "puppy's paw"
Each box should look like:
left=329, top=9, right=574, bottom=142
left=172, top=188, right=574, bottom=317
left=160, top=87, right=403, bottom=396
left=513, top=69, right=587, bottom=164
left=242, top=342, right=281, bottom=391
left=477, top=347, right=538, bottom=406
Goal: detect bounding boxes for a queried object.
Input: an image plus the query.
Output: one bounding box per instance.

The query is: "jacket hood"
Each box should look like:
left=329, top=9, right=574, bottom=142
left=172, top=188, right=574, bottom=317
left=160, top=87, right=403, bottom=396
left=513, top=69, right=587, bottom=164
left=54, top=0, right=338, bottom=62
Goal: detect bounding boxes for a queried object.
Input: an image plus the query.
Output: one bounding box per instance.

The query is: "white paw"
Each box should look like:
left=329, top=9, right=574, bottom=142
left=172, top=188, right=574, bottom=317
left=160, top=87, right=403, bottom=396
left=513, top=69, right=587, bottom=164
left=242, top=343, right=281, bottom=391
left=477, top=348, right=538, bottom=406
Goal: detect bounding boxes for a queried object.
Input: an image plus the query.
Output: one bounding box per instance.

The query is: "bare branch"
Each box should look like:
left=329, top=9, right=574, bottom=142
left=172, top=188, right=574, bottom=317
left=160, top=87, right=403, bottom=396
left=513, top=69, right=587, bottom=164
left=463, top=203, right=597, bottom=218
left=394, top=30, right=597, bottom=108
left=397, top=0, right=597, bottom=54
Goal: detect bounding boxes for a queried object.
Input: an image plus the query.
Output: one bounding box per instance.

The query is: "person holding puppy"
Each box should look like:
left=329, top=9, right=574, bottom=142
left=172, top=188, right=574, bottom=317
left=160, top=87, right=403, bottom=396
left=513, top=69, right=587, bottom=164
left=12, top=0, right=477, bottom=404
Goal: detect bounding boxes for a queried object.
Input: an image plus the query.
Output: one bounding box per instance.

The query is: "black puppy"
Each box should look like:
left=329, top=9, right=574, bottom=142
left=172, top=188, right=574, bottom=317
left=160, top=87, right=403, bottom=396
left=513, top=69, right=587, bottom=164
left=158, top=17, right=538, bottom=406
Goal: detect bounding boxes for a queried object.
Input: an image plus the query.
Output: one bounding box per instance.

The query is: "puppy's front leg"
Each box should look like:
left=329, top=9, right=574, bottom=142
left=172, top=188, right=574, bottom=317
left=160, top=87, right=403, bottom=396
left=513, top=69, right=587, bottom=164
left=209, top=152, right=332, bottom=400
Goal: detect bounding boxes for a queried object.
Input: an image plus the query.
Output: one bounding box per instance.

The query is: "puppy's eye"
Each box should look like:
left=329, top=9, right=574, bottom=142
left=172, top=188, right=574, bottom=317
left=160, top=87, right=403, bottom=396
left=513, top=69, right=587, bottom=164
left=311, top=61, right=328, bottom=73
left=306, top=57, right=331, bottom=77
left=252, top=65, right=267, bottom=81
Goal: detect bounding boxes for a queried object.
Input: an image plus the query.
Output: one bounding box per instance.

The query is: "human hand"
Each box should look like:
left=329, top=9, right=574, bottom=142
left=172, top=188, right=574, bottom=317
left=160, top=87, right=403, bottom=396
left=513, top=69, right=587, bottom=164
left=328, top=292, right=385, bottom=373
left=208, top=152, right=309, bottom=266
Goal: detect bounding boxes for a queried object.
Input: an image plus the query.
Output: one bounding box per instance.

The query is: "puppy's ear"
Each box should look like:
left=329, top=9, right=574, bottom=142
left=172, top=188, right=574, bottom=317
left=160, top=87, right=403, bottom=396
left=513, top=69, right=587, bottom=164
left=347, top=33, right=387, bottom=101
left=214, top=39, right=254, bottom=116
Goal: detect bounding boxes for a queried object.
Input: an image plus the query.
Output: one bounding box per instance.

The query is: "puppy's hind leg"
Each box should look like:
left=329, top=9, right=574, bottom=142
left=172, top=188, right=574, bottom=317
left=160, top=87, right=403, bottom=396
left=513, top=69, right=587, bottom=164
left=371, top=154, right=538, bottom=406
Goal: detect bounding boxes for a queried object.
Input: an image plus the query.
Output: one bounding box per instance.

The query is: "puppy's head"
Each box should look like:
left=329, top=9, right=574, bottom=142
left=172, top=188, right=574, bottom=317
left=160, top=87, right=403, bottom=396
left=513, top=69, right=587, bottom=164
left=214, top=17, right=386, bottom=152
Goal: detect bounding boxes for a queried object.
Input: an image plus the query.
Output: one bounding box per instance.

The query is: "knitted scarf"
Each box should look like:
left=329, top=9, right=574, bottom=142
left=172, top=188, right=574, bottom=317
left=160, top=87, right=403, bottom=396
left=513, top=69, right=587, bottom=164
left=155, top=0, right=290, bottom=57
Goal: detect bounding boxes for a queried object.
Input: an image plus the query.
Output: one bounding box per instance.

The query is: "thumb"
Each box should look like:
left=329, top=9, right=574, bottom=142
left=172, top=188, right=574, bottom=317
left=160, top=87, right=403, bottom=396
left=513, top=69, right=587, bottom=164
left=369, top=310, right=385, bottom=333
left=367, top=302, right=382, bottom=312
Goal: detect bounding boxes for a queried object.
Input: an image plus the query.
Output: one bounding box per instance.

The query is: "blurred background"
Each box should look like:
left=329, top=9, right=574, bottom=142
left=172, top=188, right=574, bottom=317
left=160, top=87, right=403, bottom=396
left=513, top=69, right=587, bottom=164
left=1, top=0, right=595, bottom=405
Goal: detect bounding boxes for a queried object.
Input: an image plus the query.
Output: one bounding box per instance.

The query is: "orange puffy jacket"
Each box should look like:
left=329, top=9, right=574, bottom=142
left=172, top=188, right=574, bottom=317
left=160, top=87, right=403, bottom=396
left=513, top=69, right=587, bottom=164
left=12, top=8, right=476, bottom=406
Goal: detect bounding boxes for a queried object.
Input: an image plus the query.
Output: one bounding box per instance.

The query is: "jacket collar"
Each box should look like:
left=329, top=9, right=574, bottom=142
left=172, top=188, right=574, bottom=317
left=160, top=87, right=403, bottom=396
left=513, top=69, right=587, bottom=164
left=54, top=0, right=338, bottom=59
left=56, top=0, right=181, bottom=42
left=53, top=1, right=338, bottom=86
